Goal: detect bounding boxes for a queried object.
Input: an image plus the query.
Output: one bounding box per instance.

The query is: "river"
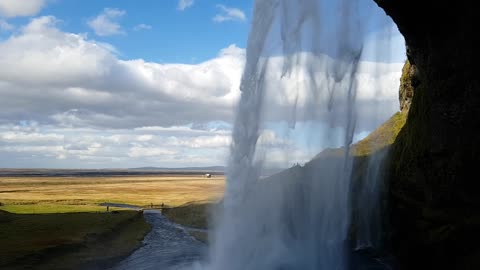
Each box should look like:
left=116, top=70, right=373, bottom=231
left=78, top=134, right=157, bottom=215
left=111, top=210, right=397, bottom=270
left=112, top=210, right=206, bottom=270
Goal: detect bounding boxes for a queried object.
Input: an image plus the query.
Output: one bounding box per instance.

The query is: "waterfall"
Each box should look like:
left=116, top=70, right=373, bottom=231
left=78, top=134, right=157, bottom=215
left=199, top=0, right=397, bottom=269
left=355, top=149, right=388, bottom=250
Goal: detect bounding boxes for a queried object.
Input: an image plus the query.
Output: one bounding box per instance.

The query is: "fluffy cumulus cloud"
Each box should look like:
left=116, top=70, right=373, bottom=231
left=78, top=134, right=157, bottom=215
left=0, top=17, right=243, bottom=129
left=213, top=5, right=246, bottom=23
left=0, top=16, right=405, bottom=168
left=178, top=0, right=194, bottom=11
left=88, top=8, right=126, bottom=36
left=0, top=0, right=46, bottom=18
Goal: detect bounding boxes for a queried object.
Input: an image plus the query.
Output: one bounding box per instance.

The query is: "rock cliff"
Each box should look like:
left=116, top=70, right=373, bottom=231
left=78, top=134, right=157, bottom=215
left=374, top=1, right=479, bottom=268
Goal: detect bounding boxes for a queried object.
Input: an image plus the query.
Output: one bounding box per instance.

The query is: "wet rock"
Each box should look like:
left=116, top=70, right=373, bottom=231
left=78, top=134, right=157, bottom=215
left=374, top=0, right=480, bottom=269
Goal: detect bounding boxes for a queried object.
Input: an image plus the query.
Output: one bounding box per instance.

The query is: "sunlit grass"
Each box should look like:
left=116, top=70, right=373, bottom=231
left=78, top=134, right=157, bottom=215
left=351, top=111, right=407, bottom=156
left=0, top=204, right=105, bottom=214
left=0, top=174, right=225, bottom=214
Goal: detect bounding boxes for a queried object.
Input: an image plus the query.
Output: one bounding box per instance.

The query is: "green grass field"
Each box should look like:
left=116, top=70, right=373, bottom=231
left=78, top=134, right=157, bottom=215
left=0, top=203, right=106, bottom=214
left=163, top=202, right=212, bottom=229
left=0, top=210, right=150, bottom=269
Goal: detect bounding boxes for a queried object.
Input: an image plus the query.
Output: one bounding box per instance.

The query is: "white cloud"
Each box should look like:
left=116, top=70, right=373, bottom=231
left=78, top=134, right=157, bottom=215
left=0, top=122, right=231, bottom=167
left=0, top=17, right=400, bottom=131
left=213, top=5, right=246, bottom=23
left=0, top=16, right=405, bottom=168
left=0, top=16, right=115, bottom=85
left=88, top=8, right=126, bottom=36
left=128, top=147, right=176, bottom=158
left=167, top=135, right=231, bottom=148
left=0, top=131, right=63, bottom=143
left=137, top=134, right=153, bottom=141
left=0, top=0, right=46, bottom=18
left=133, top=23, right=152, bottom=31
left=178, top=0, right=194, bottom=11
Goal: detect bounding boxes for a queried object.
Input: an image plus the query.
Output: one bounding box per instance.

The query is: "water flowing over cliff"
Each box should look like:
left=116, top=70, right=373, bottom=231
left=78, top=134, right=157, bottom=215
left=202, top=1, right=398, bottom=269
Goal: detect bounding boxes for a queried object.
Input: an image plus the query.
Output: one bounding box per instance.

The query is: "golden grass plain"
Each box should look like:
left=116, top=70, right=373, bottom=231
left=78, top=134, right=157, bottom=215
left=0, top=174, right=225, bottom=213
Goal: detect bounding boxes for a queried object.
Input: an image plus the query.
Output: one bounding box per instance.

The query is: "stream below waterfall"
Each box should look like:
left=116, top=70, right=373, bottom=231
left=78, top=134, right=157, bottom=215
left=111, top=211, right=397, bottom=270
left=112, top=210, right=206, bottom=270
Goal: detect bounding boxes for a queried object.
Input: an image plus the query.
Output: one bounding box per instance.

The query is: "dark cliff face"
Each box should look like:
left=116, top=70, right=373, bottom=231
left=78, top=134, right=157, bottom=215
left=399, top=60, right=414, bottom=112
left=374, top=1, right=480, bottom=269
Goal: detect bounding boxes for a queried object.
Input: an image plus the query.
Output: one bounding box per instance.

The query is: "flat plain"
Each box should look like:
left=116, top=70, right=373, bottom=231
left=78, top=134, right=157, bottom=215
left=0, top=173, right=225, bottom=213
left=0, top=172, right=224, bottom=268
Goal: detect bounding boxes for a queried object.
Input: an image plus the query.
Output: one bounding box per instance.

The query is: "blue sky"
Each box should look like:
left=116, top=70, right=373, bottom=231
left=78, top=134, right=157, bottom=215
left=0, top=0, right=405, bottom=168
left=2, top=0, right=253, bottom=63
left=1, top=0, right=404, bottom=63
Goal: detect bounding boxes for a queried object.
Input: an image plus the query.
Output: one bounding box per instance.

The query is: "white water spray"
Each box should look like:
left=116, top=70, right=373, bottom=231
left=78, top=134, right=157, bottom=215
left=200, top=0, right=398, bottom=269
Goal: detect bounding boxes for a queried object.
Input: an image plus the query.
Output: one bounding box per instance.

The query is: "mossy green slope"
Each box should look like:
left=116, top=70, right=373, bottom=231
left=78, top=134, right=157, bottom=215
left=310, top=110, right=408, bottom=160
left=351, top=111, right=407, bottom=157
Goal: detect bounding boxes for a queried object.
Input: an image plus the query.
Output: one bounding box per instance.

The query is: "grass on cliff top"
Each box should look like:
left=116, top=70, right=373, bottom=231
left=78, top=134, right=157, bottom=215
left=0, top=210, right=150, bottom=269
left=310, top=111, right=407, bottom=162
left=351, top=111, right=408, bottom=156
